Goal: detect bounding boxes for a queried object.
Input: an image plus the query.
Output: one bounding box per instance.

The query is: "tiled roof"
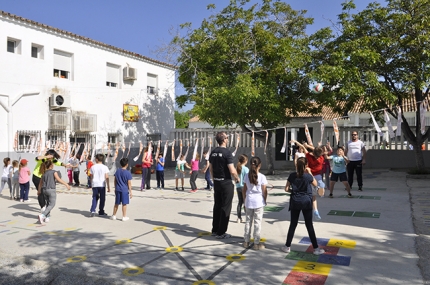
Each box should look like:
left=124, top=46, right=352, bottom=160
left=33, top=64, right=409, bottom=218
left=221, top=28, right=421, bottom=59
left=346, top=94, right=430, bottom=113
left=189, top=116, right=201, bottom=123
left=0, top=10, right=176, bottom=70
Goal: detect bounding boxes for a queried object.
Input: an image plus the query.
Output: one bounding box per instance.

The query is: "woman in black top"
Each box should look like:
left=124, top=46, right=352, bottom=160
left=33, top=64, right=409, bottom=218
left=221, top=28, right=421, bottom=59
left=281, top=157, right=325, bottom=255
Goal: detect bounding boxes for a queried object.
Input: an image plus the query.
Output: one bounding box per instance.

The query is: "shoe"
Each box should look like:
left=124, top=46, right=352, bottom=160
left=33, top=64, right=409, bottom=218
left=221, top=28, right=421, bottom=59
left=181, top=187, right=185, bottom=191
left=38, top=214, right=45, bottom=224
left=122, top=217, right=129, bottom=221
left=110, top=215, right=116, bottom=220
left=211, top=232, right=217, bottom=236
left=216, top=233, right=231, bottom=239
left=253, top=243, right=265, bottom=250
left=45, top=217, right=50, bottom=223
left=73, top=184, right=79, bottom=187
left=175, top=187, right=178, bottom=191
left=190, top=189, right=197, bottom=193
left=141, top=189, right=146, bottom=192
left=358, top=186, right=363, bottom=191
left=237, top=218, right=242, bottom=223
left=99, top=213, right=107, bottom=216
left=314, top=210, right=322, bottom=220
left=10, top=196, right=13, bottom=200
left=348, top=193, right=353, bottom=198
left=243, top=242, right=249, bottom=248
left=20, top=199, right=23, bottom=202
left=161, top=188, right=164, bottom=191
left=24, top=200, right=30, bottom=203
left=329, top=193, right=333, bottom=198
left=280, top=246, right=291, bottom=253
left=313, top=248, right=325, bottom=255
left=90, top=212, right=95, bottom=217
left=41, top=206, right=46, bottom=213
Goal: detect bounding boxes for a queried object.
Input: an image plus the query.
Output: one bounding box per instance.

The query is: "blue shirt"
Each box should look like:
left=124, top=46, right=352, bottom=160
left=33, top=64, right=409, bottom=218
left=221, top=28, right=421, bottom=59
left=156, top=157, right=164, bottom=171
left=236, top=165, right=249, bottom=188
left=114, top=168, right=132, bottom=192
left=329, top=155, right=347, bottom=174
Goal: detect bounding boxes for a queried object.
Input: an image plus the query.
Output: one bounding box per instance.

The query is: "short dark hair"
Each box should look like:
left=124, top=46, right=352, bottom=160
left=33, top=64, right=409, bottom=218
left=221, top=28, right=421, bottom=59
left=95, top=153, right=105, bottom=162
left=215, top=132, right=227, bottom=145
left=120, top=158, right=128, bottom=167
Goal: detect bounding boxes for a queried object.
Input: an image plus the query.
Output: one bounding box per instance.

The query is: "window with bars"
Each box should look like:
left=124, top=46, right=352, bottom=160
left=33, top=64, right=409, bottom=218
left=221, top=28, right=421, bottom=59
left=16, top=130, right=41, bottom=152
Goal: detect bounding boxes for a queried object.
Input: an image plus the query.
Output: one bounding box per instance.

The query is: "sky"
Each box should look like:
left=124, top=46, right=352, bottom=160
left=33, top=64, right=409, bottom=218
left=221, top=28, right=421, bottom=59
left=0, top=0, right=383, bottom=110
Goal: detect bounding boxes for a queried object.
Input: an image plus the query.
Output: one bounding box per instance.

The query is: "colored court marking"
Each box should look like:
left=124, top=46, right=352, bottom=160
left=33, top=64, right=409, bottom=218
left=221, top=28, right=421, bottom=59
left=27, top=224, right=37, bottom=227
left=264, top=206, right=284, bottom=212
left=327, top=210, right=354, bottom=216
left=305, top=245, right=340, bottom=256
left=192, top=280, right=216, bottom=285
left=12, top=227, right=37, bottom=231
left=299, top=237, right=329, bottom=246
left=165, top=246, right=183, bottom=253
left=351, top=187, right=386, bottom=191
left=153, top=226, right=167, bottom=230
left=338, top=195, right=381, bottom=200
left=327, top=239, right=356, bottom=249
left=226, top=254, right=245, bottom=262
left=0, top=230, right=10, bottom=234
left=198, top=231, right=212, bottom=236
left=283, top=271, right=327, bottom=285
left=250, top=237, right=266, bottom=243
left=317, top=254, right=351, bottom=266
left=122, top=267, right=145, bottom=276
left=66, top=256, right=87, bottom=263
left=115, top=239, right=132, bottom=245
left=269, top=192, right=290, bottom=196
left=0, top=220, right=11, bottom=223
left=7, top=231, right=19, bottom=235
left=292, top=260, right=332, bottom=276
left=285, top=251, right=319, bottom=262
left=353, top=211, right=380, bottom=218
left=7, top=220, right=17, bottom=225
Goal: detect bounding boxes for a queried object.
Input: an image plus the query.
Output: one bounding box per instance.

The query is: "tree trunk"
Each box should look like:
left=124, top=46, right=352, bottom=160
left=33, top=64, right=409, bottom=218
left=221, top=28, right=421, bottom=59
left=413, top=146, right=425, bottom=169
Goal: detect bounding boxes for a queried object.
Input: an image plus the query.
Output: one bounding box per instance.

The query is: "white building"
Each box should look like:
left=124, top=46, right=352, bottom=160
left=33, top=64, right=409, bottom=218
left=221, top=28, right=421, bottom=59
left=0, top=10, right=176, bottom=162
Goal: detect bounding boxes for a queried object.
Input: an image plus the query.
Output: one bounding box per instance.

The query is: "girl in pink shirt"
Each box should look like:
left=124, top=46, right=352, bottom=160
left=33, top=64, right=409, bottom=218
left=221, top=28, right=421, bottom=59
left=19, top=159, right=31, bottom=202
left=189, top=153, right=201, bottom=193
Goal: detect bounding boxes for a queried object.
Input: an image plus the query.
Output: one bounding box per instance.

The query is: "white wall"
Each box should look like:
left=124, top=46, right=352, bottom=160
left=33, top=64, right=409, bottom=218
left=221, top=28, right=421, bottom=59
left=0, top=15, right=176, bottom=156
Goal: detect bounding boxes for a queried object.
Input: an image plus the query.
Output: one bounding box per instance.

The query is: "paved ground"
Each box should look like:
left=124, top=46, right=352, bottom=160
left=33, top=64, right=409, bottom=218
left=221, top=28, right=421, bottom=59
left=0, top=168, right=428, bottom=285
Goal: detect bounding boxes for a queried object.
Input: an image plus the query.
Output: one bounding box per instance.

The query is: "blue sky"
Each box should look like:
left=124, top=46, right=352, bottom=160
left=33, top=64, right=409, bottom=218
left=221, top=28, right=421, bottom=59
left=0, top=0, right=382, bottom=110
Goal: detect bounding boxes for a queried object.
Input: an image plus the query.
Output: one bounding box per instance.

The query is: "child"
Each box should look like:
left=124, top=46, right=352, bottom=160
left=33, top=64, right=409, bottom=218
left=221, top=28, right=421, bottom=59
left=175, top=154, right=188, bottom=191
left=111, top=158, right=133, bottom=221
left=321, top=142, right=333, bottom=192
left=85, top=154, right=93, bottom=188
left=141, top=147, right=153, bottom=191
left=281, top=157, right=325, bottom=255
left=325, top=146, right=352, bottom=198
left=235, top=154, right=249, bottom=223
left=242, top=156, right=267, bottom=250
left=18, top=159, right=31, bottom=202
left=1, top=157, right=12, bottom=197
left=189, top=152, right=200, bottom=193
left=156, top=152, right=165, bottom=190
left=90, top=154, right=110, bottom=217
left=66, top=153, right=74, bottom=185
left=10, top=160, right=20, bottom=200
left=38, top=160, right=70, bottom=224
left=294, top=145, right=306, bottom=167
left=290, top=140, right=325, bottom=220
left=70, top=154, right=81, bottom=187
left=202, top=150, right=214, bottom=190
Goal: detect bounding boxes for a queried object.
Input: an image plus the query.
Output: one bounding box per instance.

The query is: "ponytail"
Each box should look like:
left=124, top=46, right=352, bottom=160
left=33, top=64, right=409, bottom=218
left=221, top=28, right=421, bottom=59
left=296, top=157, right=307, bottom=178
left=236, top=154, right=248, bottom=175
left=40, top=160, right=53, bottom=176
left=249, top=156, right=261, bottom=185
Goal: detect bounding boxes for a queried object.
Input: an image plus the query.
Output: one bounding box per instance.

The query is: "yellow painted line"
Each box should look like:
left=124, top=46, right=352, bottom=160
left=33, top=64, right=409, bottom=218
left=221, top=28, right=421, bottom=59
left=198, top=231, right=212, bottom=236
left=193, top=280, right=216, bottom=285
left=64, top=227, right=76, bottom=231
left=27, top=224, right=36, bottom=227
left=250, top=238, right=266, bottom=243
left=327, top=239, right=356, bottom=249
left=165, top=246, right=183, bottom=253
left=122, top=267, right=144, bottom=276
left=292, top=260, right=333, bottom=276
left=7, top=220, right=17, bottom=225
left=153, top=226, right=167, bottom=231
left=66, top=256, right=87, bottom=263
left=226, top=254, right=245, bottom=262
left=115, top=239, right=132, bottom=245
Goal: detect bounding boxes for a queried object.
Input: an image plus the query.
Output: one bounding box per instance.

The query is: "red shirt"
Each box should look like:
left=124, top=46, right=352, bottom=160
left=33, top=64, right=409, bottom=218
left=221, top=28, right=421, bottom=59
left=306, top=153, right=324, bottom=176
left=142, top=152, right=152, bottom=168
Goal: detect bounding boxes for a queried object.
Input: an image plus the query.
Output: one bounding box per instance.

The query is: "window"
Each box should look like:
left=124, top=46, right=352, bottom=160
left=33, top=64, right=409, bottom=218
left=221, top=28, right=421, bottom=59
left=31, top=44, right=44, bottom=59
left=106, top=63, right=120, bottom=88
left=108, top=133, right=121, bottom=143
left=54, top=49, right=72, bottom=79
left=16, top=130, right=41, bottom=152
left=7, top=37, right=21, bottom=54
left=147, top=73, right=158, bottom=95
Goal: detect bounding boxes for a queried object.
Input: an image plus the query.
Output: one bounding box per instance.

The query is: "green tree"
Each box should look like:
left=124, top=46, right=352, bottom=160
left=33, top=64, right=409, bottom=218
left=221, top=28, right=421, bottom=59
left=174, top=110, right=191, bottom=129
left=173, top=0, right=321, bottom=173
left=312, top=0, right=430, bottom=170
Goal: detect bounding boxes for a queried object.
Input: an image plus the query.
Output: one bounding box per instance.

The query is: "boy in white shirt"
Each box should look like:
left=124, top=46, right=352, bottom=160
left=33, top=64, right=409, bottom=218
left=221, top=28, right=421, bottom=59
left=90, top=154, right=110, bottom=217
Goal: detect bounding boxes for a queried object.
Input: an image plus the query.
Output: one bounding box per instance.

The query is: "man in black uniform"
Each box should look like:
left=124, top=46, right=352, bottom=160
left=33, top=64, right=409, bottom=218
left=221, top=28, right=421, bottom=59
left=209, top=132, right=240, bottom=239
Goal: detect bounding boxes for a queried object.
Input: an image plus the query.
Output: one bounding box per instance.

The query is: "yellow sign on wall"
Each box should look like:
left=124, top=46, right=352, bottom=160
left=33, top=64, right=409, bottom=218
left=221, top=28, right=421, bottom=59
left=123, top=104, right=139, bottom=122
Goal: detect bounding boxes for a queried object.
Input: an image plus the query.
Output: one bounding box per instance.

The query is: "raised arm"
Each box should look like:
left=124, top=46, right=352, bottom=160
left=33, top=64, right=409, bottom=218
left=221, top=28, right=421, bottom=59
left=290, top=140, right=308, bottom=154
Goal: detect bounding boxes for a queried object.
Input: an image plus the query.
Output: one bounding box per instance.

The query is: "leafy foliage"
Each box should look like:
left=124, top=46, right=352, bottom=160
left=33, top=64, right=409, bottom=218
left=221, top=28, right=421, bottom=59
left=174, top=110, right=192, bottom=129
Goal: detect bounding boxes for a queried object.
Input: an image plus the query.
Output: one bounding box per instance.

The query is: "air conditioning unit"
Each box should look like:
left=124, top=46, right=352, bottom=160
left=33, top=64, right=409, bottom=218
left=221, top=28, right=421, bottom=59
left=50, top=94, right=71, bottom=109
left=73, top=114, right=97, bottom=132
left=49, top=111, right=70, bottom=130
left=123, top=66, right=137, bottom=80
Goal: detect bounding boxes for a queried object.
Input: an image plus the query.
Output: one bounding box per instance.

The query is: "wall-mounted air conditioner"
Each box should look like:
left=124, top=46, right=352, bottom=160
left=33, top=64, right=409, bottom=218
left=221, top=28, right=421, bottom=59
left=123, top=66, right=137, bottom=80
left=50, top=94, right=71, bottom=109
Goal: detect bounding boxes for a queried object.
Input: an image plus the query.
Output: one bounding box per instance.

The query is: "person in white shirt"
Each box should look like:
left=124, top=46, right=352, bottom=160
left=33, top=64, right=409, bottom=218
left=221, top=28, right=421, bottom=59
left=345, top=131, right=366, bottom=191
left=242, top=156, right=267, bottom=250
left=89, top=154, right=110, bottom=217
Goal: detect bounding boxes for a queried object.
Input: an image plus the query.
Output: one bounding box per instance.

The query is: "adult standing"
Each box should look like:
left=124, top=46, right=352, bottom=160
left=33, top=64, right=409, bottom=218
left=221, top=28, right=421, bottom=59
left=345, top=131, right=366, bottom=191
left=209, top=132, right=240, bottom=239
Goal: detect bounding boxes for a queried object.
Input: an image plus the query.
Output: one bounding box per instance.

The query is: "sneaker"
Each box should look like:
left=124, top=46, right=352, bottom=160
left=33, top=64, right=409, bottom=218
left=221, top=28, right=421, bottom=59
left=122, top=217, right=129, bottom=221
left=99, top=213, right=107, bottom=216
left=161, top=188, right=164, bottom=191
left=90, top=212, right=96, bottom=217
left=313, top=248, right=325, bottom=255
left=280, top=246, right=291, bottom=253
left=24, top=200, right=30, bottom=203
left=253, top=243, right=265, bottom=250
left=38, top=214, right=45, bottom=224
left=45, top=217, right=50, bottom=223
left=348, top=193, right=353, bottom=198
left=181, top=187, right=185, bottom=191
left=211, top=232, right=217, bottom=236
left=175, top=187, right=178, bottom=191
left=329, top=193, right=333, bottom=198
left=41, top=206, right=46, bottom=213
left=314, top=210, right=322, bottom=220
left=237, top=218, right=242, bottom=223
left=216, top=233, right=231, bottom=239
left=190, top=189, right=198, bottom=193
left=110, top=215, right=116, bottom=220
left=20, top=199, right=23, bottom=202
left=358, top=186, right=363, bottom=191
left=243, top=242, right=249, bottom=248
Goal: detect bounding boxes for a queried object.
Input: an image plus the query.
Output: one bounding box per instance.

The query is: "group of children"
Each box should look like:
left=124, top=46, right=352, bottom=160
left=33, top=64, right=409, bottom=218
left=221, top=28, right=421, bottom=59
left=0, top=157, right=31, bottom=202
left=174, top=151, right=213, bottom=192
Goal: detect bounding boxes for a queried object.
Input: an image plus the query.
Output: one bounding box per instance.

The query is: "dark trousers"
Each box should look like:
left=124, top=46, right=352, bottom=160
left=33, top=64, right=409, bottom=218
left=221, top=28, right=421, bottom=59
left=156, top=170, right=164, bottom=188
left=141, top=167, right=151, bottom=189
left=32, top=175, right=45, bottom=208
left=347, top=160, right=363, bottom=188
left=236, top=187, right=244, bottom=220
left=73, top=171, right=80, bottom=185
left=90, top=187, right=106, bottom=214
left=212, top=180, right=234, bottom=235
left=286, top=208, right=318, bottom=249
left=190, top=170, right=198, bottom=190
left=205, top=169, right=214, bottom=189
left=19, top=182, right=30, bottom=201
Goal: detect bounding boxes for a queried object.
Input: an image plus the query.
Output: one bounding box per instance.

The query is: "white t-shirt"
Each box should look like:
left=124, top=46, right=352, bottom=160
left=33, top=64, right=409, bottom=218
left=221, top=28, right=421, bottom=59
left=90, top=163, right=109, bottom=187
left=296, top=152, right=305, bottom=158
left=347, top=140, right=365, bottom=161
left=2, top=165, right=11, bottom=179
left=244, top=172, right=267, bottom=209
